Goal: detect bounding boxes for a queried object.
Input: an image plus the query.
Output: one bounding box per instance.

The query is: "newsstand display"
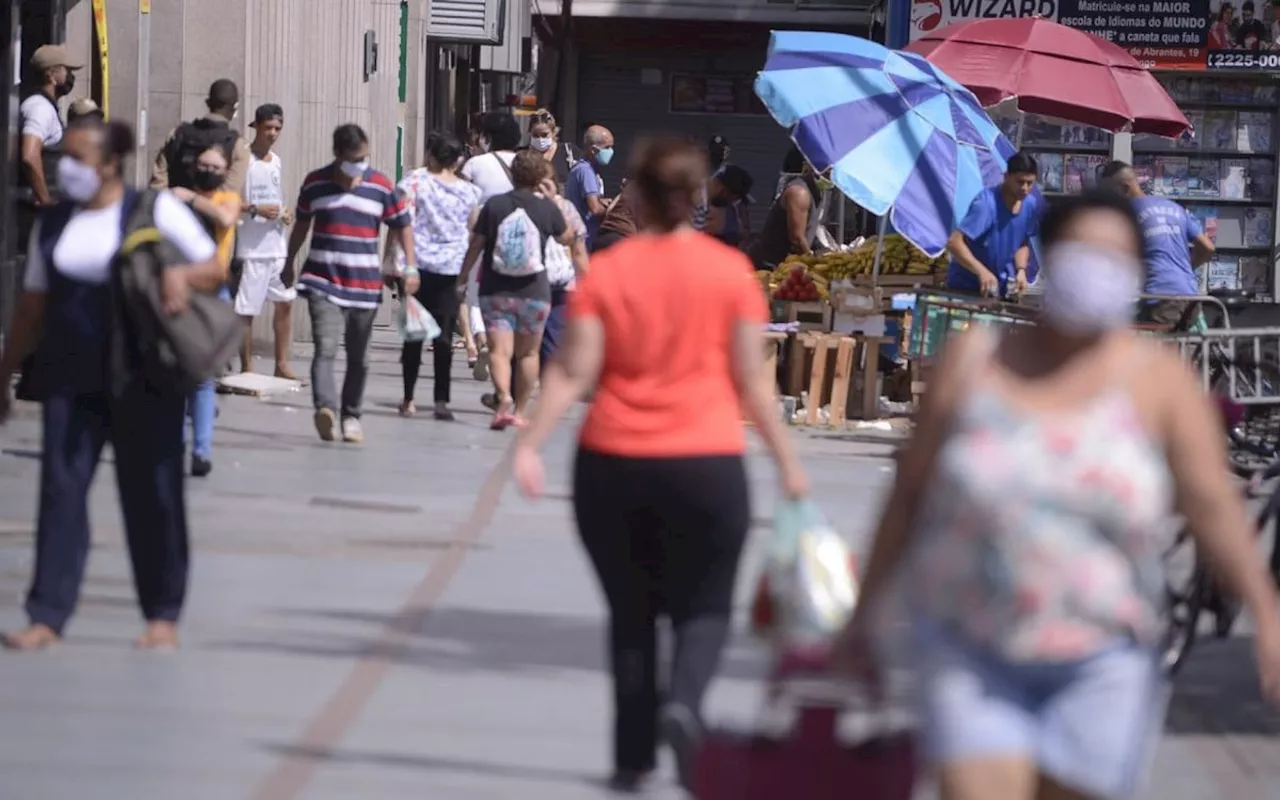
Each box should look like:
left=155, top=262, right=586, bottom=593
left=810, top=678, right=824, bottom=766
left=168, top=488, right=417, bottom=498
left=1132, top=74, right=1279, bottom=299
left=987, top=106, right=1116, bottom=197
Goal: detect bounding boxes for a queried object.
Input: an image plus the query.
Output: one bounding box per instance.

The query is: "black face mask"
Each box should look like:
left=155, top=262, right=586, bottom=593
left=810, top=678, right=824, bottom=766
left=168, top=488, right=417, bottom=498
left=55, top=71, right=76, bottom=98
left=192, top=169, right=225, bottom=191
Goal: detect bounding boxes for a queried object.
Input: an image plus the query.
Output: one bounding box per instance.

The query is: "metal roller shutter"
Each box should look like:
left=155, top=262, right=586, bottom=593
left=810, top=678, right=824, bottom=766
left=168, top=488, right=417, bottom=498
left=577, top=50, right=794, bottom=231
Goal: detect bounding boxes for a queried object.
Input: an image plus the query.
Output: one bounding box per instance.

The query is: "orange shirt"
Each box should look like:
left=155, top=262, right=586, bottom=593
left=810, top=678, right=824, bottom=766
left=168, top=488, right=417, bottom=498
left=199, top=189, right=239, bottom=279
left=568, top=230, right=768, bottom=458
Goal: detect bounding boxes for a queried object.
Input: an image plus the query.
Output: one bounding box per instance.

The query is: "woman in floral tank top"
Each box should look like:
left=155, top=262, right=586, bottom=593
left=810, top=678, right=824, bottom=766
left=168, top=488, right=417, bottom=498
left=836, top=189, right=1280, bottom=800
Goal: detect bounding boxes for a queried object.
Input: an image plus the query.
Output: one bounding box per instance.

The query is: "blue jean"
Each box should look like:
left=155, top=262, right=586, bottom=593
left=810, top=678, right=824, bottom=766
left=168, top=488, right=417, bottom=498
left=29, top=389, right=188, bottom=633
left=913, top=621, right=1166, bottom=799
left=187, top=288, right=231, bottom=459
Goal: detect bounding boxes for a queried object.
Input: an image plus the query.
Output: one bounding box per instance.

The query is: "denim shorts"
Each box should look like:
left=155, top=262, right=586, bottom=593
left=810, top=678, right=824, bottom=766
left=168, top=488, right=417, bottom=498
left=912, top=621, right=1167, bottom=799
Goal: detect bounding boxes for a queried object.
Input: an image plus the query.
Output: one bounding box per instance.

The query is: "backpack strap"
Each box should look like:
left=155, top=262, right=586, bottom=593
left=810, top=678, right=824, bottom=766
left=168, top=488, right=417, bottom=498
left=118, top=189, right=163, bottom=256
left=495, top=152, right=515, bottom=185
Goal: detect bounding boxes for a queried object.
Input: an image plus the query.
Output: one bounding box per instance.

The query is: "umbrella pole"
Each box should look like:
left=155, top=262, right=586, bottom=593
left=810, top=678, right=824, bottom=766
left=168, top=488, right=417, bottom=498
left=871, top=214, right=888, bottom=286
left=1016, top=111, right=1026, bottom=148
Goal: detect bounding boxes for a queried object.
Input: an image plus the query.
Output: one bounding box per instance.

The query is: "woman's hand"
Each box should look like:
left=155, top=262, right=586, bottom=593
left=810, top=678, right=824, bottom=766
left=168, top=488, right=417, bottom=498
left=538, top=178, right=559, bottom=197
left=512, top=444, right=545, bottom=499
left=161, top=269, right=191, bottom=315
left=781, top=459, right=809, bottom=500
left=828, top=620, right=881, bottom=696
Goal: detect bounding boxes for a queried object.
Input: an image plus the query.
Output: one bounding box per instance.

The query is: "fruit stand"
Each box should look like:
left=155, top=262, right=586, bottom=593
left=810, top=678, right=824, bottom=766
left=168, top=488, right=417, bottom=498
left=757, top=234, right=952, bottom=427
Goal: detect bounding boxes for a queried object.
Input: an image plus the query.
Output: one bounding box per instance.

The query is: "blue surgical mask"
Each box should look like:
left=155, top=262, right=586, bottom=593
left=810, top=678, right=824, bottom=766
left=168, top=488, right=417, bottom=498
left=595, top=147, right=614, bottom=166
left=530, top=136, right=554, bottom=153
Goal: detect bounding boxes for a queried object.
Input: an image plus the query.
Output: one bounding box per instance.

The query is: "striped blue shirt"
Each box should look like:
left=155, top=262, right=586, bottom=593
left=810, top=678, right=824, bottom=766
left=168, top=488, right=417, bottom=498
left=295, top=164, right=409, bottom=309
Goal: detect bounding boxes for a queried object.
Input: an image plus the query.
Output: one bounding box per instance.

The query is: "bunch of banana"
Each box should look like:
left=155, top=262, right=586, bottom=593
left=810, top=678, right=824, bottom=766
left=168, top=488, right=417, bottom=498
left=811, top=234, right=951, bottom=278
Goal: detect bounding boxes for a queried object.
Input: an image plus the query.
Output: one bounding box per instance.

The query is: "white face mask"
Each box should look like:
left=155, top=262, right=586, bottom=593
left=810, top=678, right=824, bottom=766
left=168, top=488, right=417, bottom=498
left=339, top=159, right=368, bottom=178
left=58, top=156, right=101, bottom=203
left=1040, top=241, right=1141, bottom=335
left=530, top=136, right=553, bottom=153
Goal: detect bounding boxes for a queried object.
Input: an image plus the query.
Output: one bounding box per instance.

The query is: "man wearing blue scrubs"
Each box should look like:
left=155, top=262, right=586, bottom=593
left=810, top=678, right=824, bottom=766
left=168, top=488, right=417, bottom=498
left=1100, top=160, right=1216, bottom=327
left=946, top=151, right=1042, bottom=298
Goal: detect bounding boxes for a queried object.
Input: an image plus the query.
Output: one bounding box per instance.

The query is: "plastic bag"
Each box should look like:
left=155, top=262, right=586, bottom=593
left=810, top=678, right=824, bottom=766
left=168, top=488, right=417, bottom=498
left=397, top=295, right=441, bottom=343
left=751, top=500, right=858, bottom=653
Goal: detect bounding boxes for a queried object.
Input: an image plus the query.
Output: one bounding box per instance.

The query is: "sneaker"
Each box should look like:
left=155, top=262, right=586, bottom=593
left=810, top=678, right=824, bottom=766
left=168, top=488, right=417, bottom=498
left=480, top=392, right=500, bottom=411
left=314, top=408, right=337, bottom=442
left=433, top=405, right=455, bottom=422
left=191, top=456, right=212, bottom=478
left=472, top=350, right=490, bottom=381
left=659, top=704, right=702, bottom=792
left=341, top=417, right=364, bottom=443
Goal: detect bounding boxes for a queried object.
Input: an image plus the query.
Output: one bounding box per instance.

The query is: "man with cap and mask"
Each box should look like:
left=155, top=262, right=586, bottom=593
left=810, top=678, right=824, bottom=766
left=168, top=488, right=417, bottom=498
left=12, top=45, right=82, bottom=404
left=18, top=45, right=81, bottom=219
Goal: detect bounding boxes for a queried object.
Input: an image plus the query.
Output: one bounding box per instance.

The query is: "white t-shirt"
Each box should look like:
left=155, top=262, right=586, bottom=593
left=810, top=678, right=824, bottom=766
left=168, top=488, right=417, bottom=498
left=460, top=151, right=516, bottom=202
left=238, top=151, right=287, bottom=259
left=20, top=94, right=62, bottom=147
left=25, top=191, right=217, bottom=292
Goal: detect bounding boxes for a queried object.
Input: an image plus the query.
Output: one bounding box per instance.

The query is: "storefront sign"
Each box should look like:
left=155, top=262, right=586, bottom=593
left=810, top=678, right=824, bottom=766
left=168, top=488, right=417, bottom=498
left=670, top=74, right=767, bottom=116
left=906, top=0, right=1280, bottom=71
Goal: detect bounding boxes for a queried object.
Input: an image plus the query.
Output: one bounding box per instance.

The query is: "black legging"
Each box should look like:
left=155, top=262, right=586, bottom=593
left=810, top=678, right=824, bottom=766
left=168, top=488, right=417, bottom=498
left=402, top=272, right=461, bottom=404
left=573, top=447, right=750, bottom=774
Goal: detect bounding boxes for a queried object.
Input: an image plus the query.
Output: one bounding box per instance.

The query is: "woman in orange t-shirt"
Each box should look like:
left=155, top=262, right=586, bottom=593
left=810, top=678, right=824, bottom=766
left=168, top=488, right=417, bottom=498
left=171, top=142, right=240, bottom=478
left=512, top=137, right=808, bottom=792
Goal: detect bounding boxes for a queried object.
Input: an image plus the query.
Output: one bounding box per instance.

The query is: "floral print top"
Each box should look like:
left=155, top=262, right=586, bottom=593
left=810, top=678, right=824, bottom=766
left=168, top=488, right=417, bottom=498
left=397, top=169, right=482, bottom=276
left=909, top=332, right=1174, bottom=661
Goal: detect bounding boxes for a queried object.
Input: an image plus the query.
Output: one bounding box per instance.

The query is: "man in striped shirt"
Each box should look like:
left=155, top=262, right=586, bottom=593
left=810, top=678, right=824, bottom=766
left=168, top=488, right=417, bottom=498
left=284, top=124, right=418, bottom=443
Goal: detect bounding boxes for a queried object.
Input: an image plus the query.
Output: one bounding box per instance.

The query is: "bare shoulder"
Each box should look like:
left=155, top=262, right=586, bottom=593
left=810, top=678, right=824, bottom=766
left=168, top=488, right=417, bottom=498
left=1132, top=336, right=1199, bottom=394
left=1127, top=335, right=1208, bottom=437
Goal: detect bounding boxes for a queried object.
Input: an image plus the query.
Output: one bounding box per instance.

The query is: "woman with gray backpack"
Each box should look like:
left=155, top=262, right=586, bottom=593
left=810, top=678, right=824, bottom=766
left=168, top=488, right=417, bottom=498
left=457, top=150, right=575, bottom=430
left=0, top=117, right=225, bottom=651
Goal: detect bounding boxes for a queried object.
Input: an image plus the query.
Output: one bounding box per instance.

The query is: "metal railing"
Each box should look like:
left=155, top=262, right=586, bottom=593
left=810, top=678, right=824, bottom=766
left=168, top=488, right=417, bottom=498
left=1163, top=327, right=1280, bottom=405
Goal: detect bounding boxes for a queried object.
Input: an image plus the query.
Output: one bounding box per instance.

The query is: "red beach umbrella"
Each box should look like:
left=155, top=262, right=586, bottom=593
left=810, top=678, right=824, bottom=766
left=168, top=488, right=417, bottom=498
left=906, top=17, right=1191, bottom=139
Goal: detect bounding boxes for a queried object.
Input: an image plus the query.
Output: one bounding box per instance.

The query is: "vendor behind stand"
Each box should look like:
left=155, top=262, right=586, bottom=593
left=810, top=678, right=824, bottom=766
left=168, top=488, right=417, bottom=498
left=1100, top=160, right=1215, bottom=328
left=749, top=146, right=826, bottom=271
left=704, top=164, right=754, bottom=249
left=945, top=151, right=1042, bottom=299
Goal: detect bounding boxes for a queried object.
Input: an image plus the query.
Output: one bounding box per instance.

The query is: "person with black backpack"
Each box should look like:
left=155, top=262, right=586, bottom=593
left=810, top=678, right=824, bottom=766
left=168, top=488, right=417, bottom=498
left=0, top=117, right=225, bottom=651
left=150, top=79, right=250, bottom=194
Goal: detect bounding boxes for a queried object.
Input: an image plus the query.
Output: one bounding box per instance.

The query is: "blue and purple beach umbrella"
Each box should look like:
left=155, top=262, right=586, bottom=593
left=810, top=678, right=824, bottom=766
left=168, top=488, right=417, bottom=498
left=755, top=31, right=1017, bottom=258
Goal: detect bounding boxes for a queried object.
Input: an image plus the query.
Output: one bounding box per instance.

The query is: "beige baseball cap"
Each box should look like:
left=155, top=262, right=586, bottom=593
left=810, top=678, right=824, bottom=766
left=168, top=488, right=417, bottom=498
left=30, top=44, right=83, bottom=72
left=68, top=98, right=100, bottom=117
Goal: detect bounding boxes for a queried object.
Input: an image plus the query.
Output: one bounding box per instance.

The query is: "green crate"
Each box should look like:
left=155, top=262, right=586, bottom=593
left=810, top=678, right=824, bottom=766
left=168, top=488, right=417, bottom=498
left=907, top=298, right=1033, bottom=361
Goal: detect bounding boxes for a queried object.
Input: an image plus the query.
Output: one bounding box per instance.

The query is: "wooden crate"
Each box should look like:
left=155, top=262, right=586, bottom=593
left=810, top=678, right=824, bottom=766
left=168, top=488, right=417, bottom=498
left=786, top=332, right=887, bottom=425
left=774, top=301, right=832, bottom=331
